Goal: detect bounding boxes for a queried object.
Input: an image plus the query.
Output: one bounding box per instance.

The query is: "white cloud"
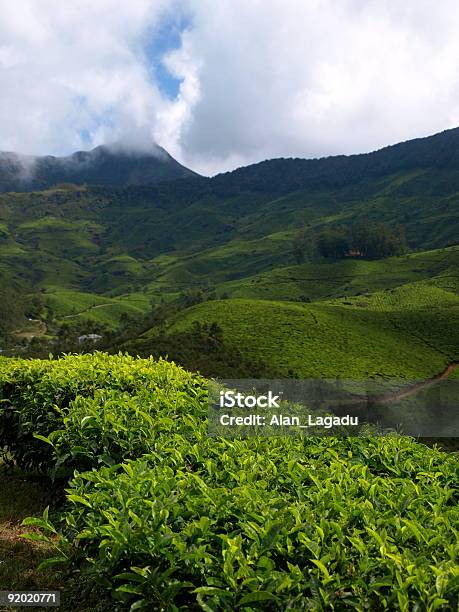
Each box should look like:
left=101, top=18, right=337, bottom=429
left=1, top=0, right=459, bottom=175
left=177, top=0, right=459, bottom=174
left=0, top=0, right=175, bottom=154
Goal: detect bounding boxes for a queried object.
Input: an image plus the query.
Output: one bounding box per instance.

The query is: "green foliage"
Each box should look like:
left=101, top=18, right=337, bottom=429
left=292, top=229, right=310, bottom=264
left=121, top=321, right=279, bottom=378
left=0, top=352, right=205, bottom=472
left=317, top=226, right=350, bottom=259
left=316, top=222, right=406, bottom=260
left=61, top=438, right=458, bottom=611
left=0, top=281, right=29, bottom=341
left=351, top=221, right=407, bottom=259
left=0, top=354, right=455, bottom=610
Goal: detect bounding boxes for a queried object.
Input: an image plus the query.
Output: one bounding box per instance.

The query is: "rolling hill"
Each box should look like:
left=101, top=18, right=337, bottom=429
left=126, top=248, right=459, bottom=380
left=0, top=129, right=459, bottom=300
left=0, top=131, right=458, bottom=609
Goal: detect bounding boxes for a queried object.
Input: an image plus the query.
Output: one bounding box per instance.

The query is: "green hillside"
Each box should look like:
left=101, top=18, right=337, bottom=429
left=1, top=128, right=459, bottom=308
left=115, top=246, right=458, bottom=381
left=0, top=128, right=457, bottom=378
left=158, top=292, right=456, bottom=380
left=44, top=289, right=151, bottom=328
left=215, top=246, right=459, bottom=301
left=2, top=166, right=458, bottom=298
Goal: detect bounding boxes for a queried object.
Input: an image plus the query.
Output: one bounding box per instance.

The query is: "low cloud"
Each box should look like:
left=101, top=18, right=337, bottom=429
left=0, top=0, right=177, bottom=156
left=0, top=151, right=36, bottom=183
left=1, top=1, right=459, bottom=175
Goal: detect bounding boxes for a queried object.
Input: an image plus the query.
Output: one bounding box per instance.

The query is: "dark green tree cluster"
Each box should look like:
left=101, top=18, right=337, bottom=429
left=316, top=221, right=407, bottom=260
left=316, top=227, right=349, bottom=259
left=292, top=230, right=308, bottom=264
left=352, top=221, right=407, bottom=259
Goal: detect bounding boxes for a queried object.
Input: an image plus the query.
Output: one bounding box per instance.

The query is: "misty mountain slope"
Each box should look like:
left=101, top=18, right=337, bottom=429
left=0, top=127, right=458, bottom=303
left=0, top=143, right=198, bottom=192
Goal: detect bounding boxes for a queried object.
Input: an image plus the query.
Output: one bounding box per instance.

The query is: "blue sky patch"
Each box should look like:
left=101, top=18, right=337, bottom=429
left=145, top=10, right=192, bottom=100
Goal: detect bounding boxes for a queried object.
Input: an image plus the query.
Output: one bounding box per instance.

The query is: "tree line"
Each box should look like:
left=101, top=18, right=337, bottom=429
left=293, top=221, right=407, bottom=262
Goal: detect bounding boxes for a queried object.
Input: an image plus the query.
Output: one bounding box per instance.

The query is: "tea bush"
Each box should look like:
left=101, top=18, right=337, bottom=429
left=40, top=386, right=206, bottom=477
left=61, top=440, right=458, bottom=610
left=0, top=353, right=206, bottom=472
left=1, top=354, right=458, bottom=610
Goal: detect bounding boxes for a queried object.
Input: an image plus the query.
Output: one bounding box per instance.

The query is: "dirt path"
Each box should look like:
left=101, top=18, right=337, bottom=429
left=376, top=362, right=458, bottom=405
left=330, top=361, right=458, bottom=420
left=372, top=362, right=459, bottom=451
left=62, top=302, right=113, bottom=319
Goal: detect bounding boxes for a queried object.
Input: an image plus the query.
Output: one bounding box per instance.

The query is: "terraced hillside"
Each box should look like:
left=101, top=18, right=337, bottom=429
left=214, top=246, right=459, bottom=302
left=120, top=246, right=459, bottom=380
left=0, top=129, right=457, bottom=382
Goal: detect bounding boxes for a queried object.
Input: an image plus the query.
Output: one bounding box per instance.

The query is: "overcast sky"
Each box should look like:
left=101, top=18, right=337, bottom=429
left=1, top=0, right=459, bottom=175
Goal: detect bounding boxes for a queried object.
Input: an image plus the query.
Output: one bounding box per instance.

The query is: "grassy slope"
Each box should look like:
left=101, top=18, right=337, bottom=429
left=0, top=146, right=457, bottom=357
left=0, top=164, right=458, bottom=301
left=0, top=160, right=457, bottom=350
left=161, top=281, right=458, bottom=380
left=32, top=245, right=457, bottom=332
left=120, top=247, right=459, bottom=380
left=215, top=246, right=459, bottom=301
left=45, top=289, right=151, bottom=329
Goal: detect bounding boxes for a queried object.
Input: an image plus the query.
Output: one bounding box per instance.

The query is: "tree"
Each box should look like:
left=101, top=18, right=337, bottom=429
left=315, top=221, right=407, bottom=260
left=292, top=230, right=308, bottom=263
left=317, top=227, right=349, bottom=259
left=0, top=285, right=26, bottom=342
left=352, top=221, right=406, bottom=258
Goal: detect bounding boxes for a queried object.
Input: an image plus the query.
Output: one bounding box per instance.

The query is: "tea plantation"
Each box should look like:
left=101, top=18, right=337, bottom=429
left=163, top=290, right=459, bottom=380
left=0, top=353, right=458, bottom=610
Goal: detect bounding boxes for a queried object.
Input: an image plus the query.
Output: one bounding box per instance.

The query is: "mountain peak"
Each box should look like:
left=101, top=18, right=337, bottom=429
left=0, top=142, right=198, bottom=192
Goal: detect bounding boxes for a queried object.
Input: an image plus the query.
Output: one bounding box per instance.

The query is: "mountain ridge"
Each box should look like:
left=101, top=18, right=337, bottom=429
left=209, top=126, right=459, bottom=194
left=0, top=142, right=198, bottom=192
left=0, top=125, right=458, bottom=309
left=2, top=125, right=459, bottom=195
